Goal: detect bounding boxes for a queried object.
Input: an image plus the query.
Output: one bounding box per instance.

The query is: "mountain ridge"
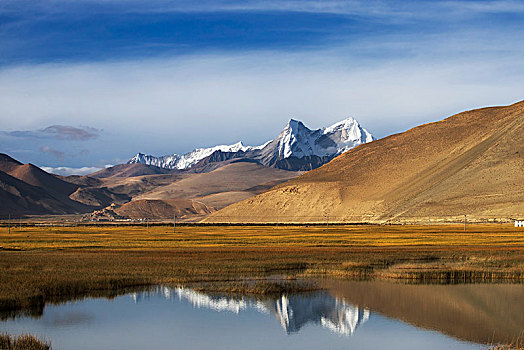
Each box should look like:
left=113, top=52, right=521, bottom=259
left=128, top=117, right=373, bottom=172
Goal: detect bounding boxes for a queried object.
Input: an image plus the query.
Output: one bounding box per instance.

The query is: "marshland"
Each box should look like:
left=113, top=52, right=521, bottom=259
left=1, top=223, right=523, bottom=311
left=0, top=223, right=523, bottom=349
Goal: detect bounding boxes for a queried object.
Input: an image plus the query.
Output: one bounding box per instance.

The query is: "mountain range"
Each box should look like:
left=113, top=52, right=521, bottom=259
left=2, top=116, right=372, bottom=219
left=0, top=153, right=300, bottom=219
left=206, top=100, right=524, bottom=223
left=2, top=102, right=522, bottom=222
left=128, top=117, right=373, bottom=171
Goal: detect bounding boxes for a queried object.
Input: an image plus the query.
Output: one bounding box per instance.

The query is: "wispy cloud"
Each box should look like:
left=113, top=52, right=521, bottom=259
left=40, top=145, right=65, bottom=160
left=198, top=0, right=524, bottom=18
left=2, top=0, right=523, bottom=67
left=3, top=125, right=101, bottom=141
left=40, top=125, right=100, bottom=140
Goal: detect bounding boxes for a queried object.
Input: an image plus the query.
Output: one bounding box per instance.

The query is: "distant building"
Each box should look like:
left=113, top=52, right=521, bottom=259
left=516, top=220, right=524, bottom=227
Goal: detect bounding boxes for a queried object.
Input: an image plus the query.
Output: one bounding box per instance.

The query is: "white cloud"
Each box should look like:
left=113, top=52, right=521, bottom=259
left=1, top=49, right=523, bottom=135
left=1, top=29, right=523, bottom=166
left=41, top=166, right=104, bottom=176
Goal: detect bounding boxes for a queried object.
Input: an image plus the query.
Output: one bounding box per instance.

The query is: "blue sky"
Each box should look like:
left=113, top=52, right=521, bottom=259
left=1, top=0, right=524, bottom=174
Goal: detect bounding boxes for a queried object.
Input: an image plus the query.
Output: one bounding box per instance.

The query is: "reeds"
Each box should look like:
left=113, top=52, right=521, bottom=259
left=488, top=341, right=523, bottom=350
left=0, top=332, right=50, bottom=350
left=190, top=279, right=319, bottom=295
left=486, top=334, right=523, bottom=349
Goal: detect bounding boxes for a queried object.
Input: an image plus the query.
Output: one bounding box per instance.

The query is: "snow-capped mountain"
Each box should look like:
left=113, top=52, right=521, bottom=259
left=255, top=117, right=373, bottom=170
left=273, top=117, right=373, bottom=159
left=128, top=117, right=373, bottom=171
left=128, top=141, right=253, bottom=170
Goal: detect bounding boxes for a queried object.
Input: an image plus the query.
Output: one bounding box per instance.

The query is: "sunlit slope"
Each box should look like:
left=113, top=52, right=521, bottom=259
left=206, top=101, right=524, bottom=223
left=115, top=198, right=214, bottom=219
left=134, top=161, right=301, bottom=209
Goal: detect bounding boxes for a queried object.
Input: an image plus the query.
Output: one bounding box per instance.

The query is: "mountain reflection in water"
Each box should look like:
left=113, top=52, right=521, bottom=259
left=130, top=286, right=369, bottom=336
left=1, top=282, right=486, bottom=349
left=321, top=280, right=524, bottom=345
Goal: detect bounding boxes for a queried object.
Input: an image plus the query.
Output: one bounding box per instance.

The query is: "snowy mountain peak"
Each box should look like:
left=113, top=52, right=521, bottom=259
left=276, top=119, right=321, bottom=158
left=324, top=116, right=358, bottom=133
left=128, top=141, right=250, bottom=170
left=286, top=118, right=305, bottom=128
left=273, top=116, right=372, bottom=159
left=130, top=287, right=370, bottom=337
left=322, top=117, right=374, bottom=153
left=273, top=293, right=370, bottom=335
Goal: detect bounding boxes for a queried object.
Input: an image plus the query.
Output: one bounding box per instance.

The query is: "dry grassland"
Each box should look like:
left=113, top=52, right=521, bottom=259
left=1, top=224, right=523, bottom=250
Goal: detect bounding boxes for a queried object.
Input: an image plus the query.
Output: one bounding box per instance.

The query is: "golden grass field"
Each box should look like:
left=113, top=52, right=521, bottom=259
left=0, top=224, right=523, bottom=320
left=1, top=224, right=523, bottom=250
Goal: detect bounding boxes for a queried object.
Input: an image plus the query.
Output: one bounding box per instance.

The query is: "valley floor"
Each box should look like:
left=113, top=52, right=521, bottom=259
left=0, top=224, right=523, bottom=317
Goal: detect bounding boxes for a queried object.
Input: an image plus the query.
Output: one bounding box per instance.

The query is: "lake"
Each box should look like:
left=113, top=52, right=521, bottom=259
left=1, top=280, right=523, bottom=349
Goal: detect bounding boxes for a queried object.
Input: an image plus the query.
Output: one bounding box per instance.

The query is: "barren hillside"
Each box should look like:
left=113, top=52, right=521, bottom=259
left=206, top=101, right=524, bottom=223
left=115, top=198, right=214, bottom=220
left=134, top=161, right=301, bottom=210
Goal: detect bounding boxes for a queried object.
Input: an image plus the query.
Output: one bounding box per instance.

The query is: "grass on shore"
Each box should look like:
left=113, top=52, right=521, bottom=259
left=0, top=224, right=522, bottom=317
left=488, top=339, right=523, bottom=350
left=0, top=332, right=50, bottom=350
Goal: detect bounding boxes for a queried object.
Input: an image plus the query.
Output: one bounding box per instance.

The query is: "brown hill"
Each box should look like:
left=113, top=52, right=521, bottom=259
left=0, top=170, right=82, bottom=216
left=96, top=173, right=188, bottom=199
left=0, top=153, right=23, bottom=173
left=91, top=163, right=173, bottom=178
left=8, top=163, right=78, bottom=197
left=206, top=101, right=524, bottom=223
left=69, top=187, right=130, bottom=207
left=0, top=156, right=99, bottom=217
left=134, top=161, right=302, bottom=210
left=115, top=199, right=214, bottom=220
left=59, top=175, right=103, bottom=188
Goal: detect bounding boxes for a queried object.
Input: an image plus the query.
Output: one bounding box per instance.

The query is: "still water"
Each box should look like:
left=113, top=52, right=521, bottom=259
left=1, top=281, right=523, bottom=350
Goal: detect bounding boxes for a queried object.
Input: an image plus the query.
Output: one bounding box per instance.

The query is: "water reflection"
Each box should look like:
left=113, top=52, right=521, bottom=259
left=130, top=286, right=370, bottom=336
left=0, top=283, right=484, bottom=350
left=321, top=280, right=524, bottom=345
